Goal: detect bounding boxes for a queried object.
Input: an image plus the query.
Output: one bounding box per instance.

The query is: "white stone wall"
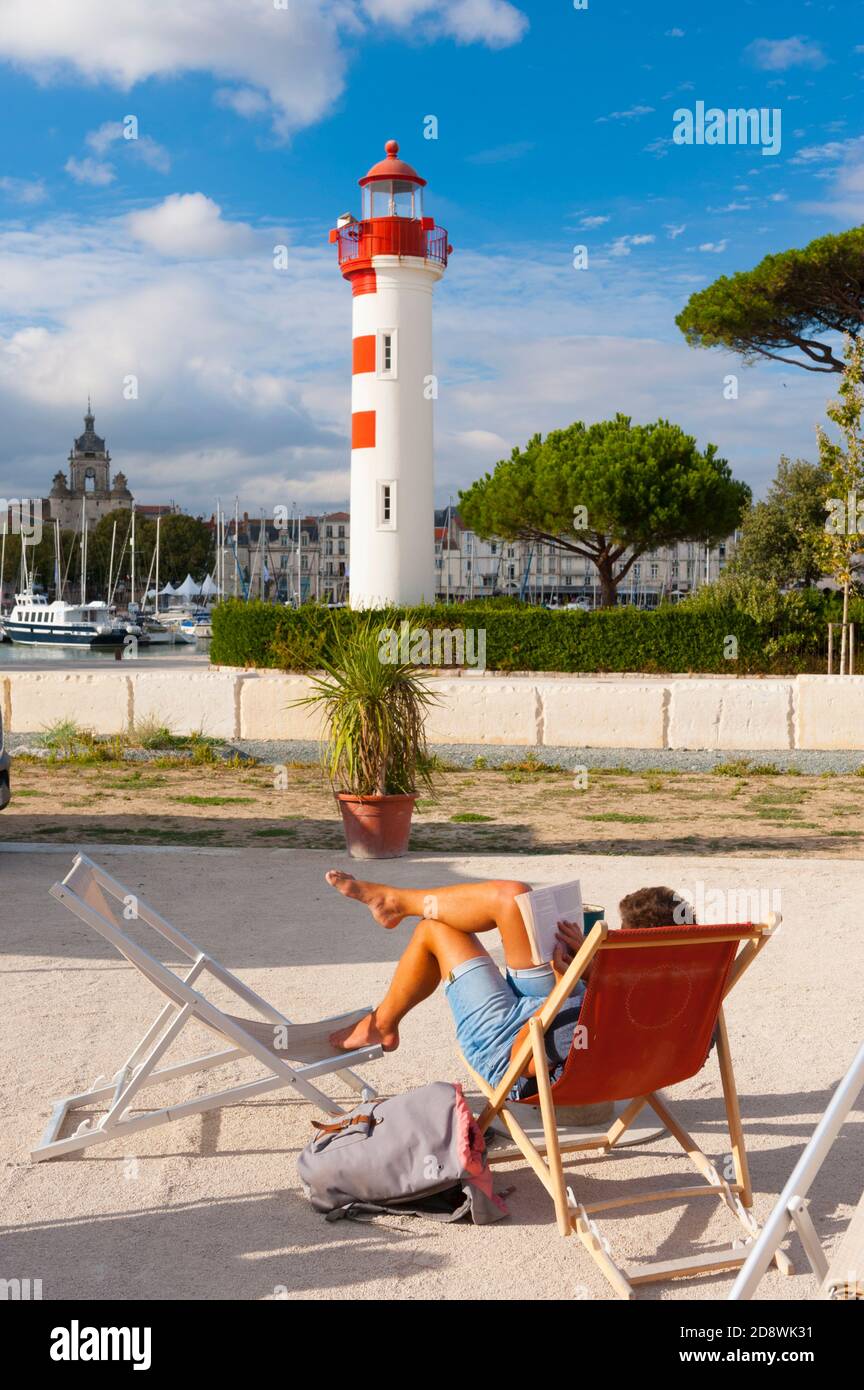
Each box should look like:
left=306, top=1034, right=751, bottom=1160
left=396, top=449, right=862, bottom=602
left=3, top=669, right=863, bottom=751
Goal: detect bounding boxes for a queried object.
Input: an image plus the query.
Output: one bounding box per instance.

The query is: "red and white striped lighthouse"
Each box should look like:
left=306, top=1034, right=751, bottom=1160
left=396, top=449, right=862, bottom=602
left=330, top=139, right=450, bottom=608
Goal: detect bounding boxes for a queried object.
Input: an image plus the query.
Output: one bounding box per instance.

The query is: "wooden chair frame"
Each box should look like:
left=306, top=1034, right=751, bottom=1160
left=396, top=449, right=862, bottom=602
left=32, top=853, right=382, bottom=1162
left=465, top=918, right=792, bottom=1299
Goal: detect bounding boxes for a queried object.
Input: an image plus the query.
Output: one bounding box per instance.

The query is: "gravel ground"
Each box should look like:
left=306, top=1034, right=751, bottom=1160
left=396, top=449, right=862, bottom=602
left=229, top=739, right=864, bottom=775
left=8, top=732, right=864, bottom=774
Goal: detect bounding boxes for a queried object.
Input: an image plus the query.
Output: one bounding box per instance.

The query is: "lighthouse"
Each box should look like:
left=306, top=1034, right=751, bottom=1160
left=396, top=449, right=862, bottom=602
left=330, top=140, right=450, bottom=608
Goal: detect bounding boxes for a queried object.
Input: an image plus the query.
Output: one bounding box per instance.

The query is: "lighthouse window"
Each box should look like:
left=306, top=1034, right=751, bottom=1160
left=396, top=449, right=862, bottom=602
left=377, top=481, right=397, bottom=531
left=378, top=330, right=397, bottom=379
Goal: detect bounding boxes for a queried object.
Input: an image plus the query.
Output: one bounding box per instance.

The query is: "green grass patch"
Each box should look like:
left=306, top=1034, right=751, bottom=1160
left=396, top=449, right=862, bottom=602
left=751, top=791, right=808, bottom=806
left=713, top=759, right=782, bottom=777
left=100, top=772, right=168, bottom=789
left=586, top=812, right=656, bottom=824
left=251, top=827, right=298, bottom=839
left=449, top=812, right=495, bottom=823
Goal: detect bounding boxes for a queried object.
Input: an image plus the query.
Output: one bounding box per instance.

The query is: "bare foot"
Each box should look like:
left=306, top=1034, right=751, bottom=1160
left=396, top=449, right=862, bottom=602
left=329, top=1011, right=400, bottom=1054
left=324, top=869, right=404, bottom=929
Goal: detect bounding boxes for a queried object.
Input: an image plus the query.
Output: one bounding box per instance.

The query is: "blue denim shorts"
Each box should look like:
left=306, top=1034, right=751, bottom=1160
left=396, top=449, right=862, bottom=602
left=444, top=956, right=574, bottom=1092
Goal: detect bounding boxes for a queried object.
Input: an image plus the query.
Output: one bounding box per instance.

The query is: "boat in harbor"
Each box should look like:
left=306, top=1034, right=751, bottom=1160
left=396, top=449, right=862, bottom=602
left=4, top=591, right=128, bottom=648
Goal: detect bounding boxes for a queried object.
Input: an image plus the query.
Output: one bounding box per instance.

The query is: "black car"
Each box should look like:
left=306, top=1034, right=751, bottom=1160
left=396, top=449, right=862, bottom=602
left=0, top=709, right=10, bottom=810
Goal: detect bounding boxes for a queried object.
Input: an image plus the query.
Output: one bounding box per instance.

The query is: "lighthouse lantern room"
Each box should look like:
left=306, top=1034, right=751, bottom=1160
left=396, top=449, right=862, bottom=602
left=330, top=140, right=450, bottom=608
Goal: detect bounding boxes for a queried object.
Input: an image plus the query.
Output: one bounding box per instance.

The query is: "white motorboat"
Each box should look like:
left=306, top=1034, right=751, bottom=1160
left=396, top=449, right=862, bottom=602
left=4, top=591, right=128, bottom=648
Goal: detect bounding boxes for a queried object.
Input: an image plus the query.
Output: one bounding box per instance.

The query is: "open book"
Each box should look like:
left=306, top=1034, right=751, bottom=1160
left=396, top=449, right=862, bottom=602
left=515, top=880, right=584, bottom=966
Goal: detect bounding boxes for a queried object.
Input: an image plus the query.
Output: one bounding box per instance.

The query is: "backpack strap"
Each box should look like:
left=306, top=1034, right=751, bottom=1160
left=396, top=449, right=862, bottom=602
left=310, top=1112, right=378, bottom=1135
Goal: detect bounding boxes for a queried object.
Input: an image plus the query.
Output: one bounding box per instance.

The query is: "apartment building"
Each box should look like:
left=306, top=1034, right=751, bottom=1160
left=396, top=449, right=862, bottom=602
left=434, top=508, right=738, bottom=606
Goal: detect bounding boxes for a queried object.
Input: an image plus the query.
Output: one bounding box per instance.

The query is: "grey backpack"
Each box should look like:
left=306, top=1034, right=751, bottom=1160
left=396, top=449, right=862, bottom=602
left=297, top=1082, right=508, bottom=1224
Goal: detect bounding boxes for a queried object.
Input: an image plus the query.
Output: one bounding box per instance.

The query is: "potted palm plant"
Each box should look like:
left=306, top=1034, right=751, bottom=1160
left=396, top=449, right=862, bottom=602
left=296, top=614, right=437, bottom=859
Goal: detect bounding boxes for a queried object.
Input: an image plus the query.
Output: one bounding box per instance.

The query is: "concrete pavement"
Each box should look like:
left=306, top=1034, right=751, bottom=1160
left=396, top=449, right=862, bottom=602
left=1, top=844, right=861, bottom=1301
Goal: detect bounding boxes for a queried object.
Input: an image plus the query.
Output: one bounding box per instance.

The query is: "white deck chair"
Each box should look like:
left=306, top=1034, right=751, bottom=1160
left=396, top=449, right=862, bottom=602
left=32, top=853, right=382, bottom=1162
left=728, top=1040, right=864, bottom=1299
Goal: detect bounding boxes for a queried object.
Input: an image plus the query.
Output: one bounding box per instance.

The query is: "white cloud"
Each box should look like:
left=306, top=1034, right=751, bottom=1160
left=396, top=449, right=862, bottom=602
left=789, top=135, right=864, bottom=217
left=596, top=105, right=654, bottom=123
left=0, top=0, right=527, bottom=138
left=466, top=140, right=534, bottom=164
left=125, top=193, right=258, bottom=258
left=744, top=36, right=828, bottom=71
left=664, top=223, right=686, bottom=238
left=360, top=0, right=528, bottom=47
left=214, top=86, right=270, bottom=119
left=0, top=176, right=47, bottom=204
left=791, top=137, right=859, bottom=165
left=608, top=234, right=655, bottom=257
left=453, top=428, right=510, bottom=454
left=665, top=28, right=685, bottom=38
left=0, top=210, right=841, bottom=517
left=799, top=153, right=864, bottom=219
left=579, top=215, right=610, bottom=229
left=85, top=120, right=171, bottom=172
left=64, top=156, right=116, bottom=186
left=709, top=202, right=749, bottom=213
left=697, top=240, right=728, bottom=253
left=767, top=191, right=788, bottom=202
left=85, top=121, right=123, bottom=154
left=644, top=136, right=672, bottom=158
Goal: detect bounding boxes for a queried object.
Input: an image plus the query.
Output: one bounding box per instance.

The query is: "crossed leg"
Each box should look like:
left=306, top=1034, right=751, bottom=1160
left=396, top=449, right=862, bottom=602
left=325, top=872, right=532, bottom=1052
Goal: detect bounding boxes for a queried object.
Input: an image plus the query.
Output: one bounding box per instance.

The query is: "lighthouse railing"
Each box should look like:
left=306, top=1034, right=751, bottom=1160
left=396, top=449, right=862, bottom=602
left=336, top=219, right=448, bottom=269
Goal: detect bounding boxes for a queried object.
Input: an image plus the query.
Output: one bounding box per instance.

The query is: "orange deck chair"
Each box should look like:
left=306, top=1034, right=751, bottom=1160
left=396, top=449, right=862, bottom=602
left=464, top=915, right=791, bottom=1299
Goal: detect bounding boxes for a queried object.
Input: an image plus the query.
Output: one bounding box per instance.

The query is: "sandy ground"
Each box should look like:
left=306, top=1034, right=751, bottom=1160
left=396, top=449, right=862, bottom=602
left=1, top=844, right=862, bottom=1302
left=4, top=759, right=864, bottom=857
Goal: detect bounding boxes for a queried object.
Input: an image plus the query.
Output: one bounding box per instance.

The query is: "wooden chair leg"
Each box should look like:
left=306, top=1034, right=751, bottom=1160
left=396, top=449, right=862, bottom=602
left=715, top=1007, right=753, bottom=1207
left=529, top=1017, right=571, bottom=1238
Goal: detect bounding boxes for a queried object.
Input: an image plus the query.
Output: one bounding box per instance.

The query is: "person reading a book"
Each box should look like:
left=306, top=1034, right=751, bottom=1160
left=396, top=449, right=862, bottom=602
left=325, top=872, right=686, bottom=1099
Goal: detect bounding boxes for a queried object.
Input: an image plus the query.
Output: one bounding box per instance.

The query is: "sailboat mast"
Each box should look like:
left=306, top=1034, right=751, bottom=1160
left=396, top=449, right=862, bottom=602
left=130, top=504, right=136, bottom=607
left=233, top=498, right=239, bottom=599
left=80, top=496, right=87, bottom=605
left=54, top=519, right=61, bottom=600
left=155, top=514, right=161, bottom=615
left=107, top=520, right=117, bottom=606
left=297, top=512, right=302, bottom=606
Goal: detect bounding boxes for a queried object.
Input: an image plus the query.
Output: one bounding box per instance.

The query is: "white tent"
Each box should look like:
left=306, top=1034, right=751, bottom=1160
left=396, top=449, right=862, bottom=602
left=158, top=582, right=177, bottom=597
left=200, top=574, right=221, bottom=597
left=174, top=574, right=200, bottom=599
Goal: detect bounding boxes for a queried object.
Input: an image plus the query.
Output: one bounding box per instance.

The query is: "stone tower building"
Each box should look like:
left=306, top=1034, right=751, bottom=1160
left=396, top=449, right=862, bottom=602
left=48, top=402, right=133, bottom=530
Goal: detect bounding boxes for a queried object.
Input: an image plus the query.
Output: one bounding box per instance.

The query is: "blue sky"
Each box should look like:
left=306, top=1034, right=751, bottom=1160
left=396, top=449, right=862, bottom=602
left=1, top=0, right=862, bottom=516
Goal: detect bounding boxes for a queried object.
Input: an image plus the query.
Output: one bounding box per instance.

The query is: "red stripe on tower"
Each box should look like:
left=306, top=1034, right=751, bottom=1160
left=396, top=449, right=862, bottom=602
left=351, top=411, right=376, bottom=449
left=351, top=269, right=377, bottom=296
left=352, top=335, right=376, bottom=374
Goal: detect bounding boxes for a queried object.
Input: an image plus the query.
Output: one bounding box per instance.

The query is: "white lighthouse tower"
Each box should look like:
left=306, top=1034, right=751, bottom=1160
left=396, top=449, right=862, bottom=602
left=330, top=139, right=450, bottom=608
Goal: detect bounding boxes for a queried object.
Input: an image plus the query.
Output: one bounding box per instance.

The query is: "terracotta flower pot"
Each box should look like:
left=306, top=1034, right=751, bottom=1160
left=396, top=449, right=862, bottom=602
left=336, top=792, right=417, bottom=859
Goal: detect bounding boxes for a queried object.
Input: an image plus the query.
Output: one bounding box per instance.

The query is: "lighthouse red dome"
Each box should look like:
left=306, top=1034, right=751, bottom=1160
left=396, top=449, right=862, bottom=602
left=359, top=139, right=427, bottom=188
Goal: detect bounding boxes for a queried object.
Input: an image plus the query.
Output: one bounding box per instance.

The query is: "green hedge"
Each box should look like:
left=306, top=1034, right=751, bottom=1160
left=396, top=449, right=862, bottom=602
left=210, top=593, right=864, bottom=675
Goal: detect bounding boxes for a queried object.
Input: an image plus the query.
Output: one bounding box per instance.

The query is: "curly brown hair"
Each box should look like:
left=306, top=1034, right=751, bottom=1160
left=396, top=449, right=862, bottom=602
left=619, top=886, right=695, bottom=930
